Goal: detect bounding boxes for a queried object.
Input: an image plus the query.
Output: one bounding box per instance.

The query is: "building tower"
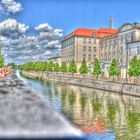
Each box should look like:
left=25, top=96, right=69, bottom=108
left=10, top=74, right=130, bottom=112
left=110, top=16, right=113, bottom=29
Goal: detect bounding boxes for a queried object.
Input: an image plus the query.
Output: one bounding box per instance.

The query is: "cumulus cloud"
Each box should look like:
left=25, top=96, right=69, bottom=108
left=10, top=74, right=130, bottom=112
left=0, top=0, right=22, bottom=15
left=35, top=23, right=53, bottom=32
left=0, top=18, right=29, bottom=39
left=45, top=40, right=61, bottom=49
left=0, top=19, right=63, bottom=64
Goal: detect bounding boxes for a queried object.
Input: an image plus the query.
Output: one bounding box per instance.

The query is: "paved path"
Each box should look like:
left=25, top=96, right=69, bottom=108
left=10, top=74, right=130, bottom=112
left=0, top=73, right=83, bottom=139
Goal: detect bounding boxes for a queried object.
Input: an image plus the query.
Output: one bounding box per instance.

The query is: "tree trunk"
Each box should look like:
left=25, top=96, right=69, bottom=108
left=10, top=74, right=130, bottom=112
left=113, top=76, right=115, bottom=82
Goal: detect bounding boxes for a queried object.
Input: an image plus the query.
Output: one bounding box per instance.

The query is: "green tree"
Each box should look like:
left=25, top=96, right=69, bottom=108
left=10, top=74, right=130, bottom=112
left=61, top=61, right=68, bottom=73
left=93, top=58, right=102, bottom=79
left=0, top=55, right=4, bottom=68
left=8, top=63, right=17, bottom=69
left=69, top=59, right=77, bottom=74
left=79, top=59, right=88, bottom=74
left=47, top=61, right=54, bottom=72
left=54, top=63, right=60, bottom=72
left=109, top=58, right=120, bottom=81
left=128, top=56, right=140, bottom=83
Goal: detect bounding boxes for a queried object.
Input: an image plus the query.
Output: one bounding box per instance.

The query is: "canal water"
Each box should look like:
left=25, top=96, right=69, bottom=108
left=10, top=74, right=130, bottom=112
left=18, top=72, right=140, bottom=140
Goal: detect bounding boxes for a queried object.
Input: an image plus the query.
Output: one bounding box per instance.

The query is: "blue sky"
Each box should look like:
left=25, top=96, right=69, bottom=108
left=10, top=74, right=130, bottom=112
left=1, top=0, right=140, bottom=35
left=0, top=0, right=140, bottom=64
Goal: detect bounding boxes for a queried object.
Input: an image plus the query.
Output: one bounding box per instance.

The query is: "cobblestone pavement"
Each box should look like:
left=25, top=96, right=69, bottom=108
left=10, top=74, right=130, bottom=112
left=0, top=73, right=82, bottom=139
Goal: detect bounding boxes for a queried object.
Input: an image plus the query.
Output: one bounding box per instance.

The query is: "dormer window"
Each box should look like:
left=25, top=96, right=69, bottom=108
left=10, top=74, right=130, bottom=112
left=93, top=32, right=96, bottom=37
left=103, top=33, right=106, bottom=37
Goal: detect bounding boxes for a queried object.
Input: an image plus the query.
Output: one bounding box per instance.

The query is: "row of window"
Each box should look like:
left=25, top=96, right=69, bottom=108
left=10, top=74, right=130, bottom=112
left=83, top=54, right=96, bottom=61
left=102, top=32, right=135, bottom=46
left=83, top=46, right=96, bottom=52
left=129, top=46, right=140, bottom=55
left=83, top=38, right=97, bottom=44
left=62, top=38, right=75, bottom=47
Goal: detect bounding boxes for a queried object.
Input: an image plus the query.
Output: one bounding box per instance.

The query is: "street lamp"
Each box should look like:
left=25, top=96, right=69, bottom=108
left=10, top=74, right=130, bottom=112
left=126, top=42, right=129, bottom=83
left=0, top=36, right=2, bottom=56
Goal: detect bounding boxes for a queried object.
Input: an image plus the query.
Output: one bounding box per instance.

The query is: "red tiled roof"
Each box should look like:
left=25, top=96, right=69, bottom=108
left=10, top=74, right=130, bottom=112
left=69, top=28, right=118, bottom=38
left=99, top=28, right=118, bottom=34
left=72, top=28, right=98, bottom=37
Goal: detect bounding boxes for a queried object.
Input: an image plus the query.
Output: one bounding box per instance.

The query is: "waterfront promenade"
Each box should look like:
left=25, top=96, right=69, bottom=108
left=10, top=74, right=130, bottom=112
left=0, top=72, right=83, bottom=139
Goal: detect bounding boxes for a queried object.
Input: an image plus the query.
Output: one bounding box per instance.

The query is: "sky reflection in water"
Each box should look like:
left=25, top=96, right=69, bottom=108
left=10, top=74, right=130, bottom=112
left=20, top=76, right=140, bottom=140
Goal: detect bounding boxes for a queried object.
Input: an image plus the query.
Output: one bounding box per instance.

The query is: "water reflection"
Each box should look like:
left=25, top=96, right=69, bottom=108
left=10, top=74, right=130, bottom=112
left=20, top=77, right=140, bottom=140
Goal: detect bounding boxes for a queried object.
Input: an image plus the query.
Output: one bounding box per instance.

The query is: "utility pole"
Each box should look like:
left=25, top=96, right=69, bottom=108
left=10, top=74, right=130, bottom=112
left=110, top=16, right=113, bottom=29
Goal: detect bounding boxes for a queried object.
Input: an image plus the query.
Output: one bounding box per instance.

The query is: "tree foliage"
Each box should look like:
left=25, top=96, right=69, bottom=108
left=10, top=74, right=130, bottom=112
left=54, top=63, right=60, bottom=72
left=20, top=61, right=48, bottom=71
left=0, top=55, right=4, bottom=68
left=69, top=59, right=77, bottom=74
left=7, top=63, right=17, bottom=69
left=128, top=56, right=140, bottom=78
left=61, top=61, right=68, bottom=73
left=79, top=59, right=88, bottom=74
left=93, top=58, right=101, bottom=78
left=47, top=61, right=54, bottom=72
left=109, top=58, right=120, bottom=80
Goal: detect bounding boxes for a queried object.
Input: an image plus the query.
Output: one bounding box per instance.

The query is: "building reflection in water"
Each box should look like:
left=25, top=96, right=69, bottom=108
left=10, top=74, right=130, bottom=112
left=24, top=78, right=140, bottom=140
left=54, top=83, right=140, bottom=140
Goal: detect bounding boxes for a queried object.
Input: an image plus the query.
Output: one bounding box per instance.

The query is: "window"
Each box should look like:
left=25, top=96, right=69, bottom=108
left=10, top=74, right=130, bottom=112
left=108, top=52, right=110, bottom=60
left=121, top=36, right=123, bottom=43
left=131, top=32, right=134, bottom=41
left=88, top=54, right=91, bottom=61
left=93, top=32, right=96, bottom=37
left=94, top=39, right=96, bottom=44
left=93, top=55, right=96, bottom=60
left=103, top=33, right=106, bottom=37
left=94, top=47, right=96, bottom=52
left=89, top=39, right=91, bottom=44
left=83, top=38, right=86, bottom=43
left=120, top=47, right=123, bottom=54
left=125, top=35, right=128, bottom=42
left=83, top=46, right=86, bottom=52
left=101, top=53, right=103, bottom=60
left=88, top=46, right=91, bottom=52
left=83, top=54, right=86, bottom=60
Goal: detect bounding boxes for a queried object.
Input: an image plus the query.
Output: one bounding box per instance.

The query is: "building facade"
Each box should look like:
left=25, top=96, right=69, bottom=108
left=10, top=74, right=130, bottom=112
left=61, top=28, right=118, bottom=68
left=128, top=40, right=140, bottom=63
left=100, top=23, right=140, bottom=78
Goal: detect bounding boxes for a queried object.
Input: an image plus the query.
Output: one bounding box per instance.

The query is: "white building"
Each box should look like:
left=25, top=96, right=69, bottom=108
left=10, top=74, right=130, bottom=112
left=100, top=23, right=140, bottom=78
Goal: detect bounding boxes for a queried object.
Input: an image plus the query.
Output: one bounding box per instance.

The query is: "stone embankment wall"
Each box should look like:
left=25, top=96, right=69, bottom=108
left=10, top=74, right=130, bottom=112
left=21, top=71, right=140, bottom=97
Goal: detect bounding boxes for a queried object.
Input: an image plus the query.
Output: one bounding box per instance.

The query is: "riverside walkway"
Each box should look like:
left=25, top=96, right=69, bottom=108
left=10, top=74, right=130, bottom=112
left=0, top=72, right=83, bottom=140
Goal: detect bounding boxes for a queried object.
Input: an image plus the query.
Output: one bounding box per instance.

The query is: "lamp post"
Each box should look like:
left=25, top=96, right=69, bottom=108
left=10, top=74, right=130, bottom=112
left=0, top=36, right=2, bottom=56
left=126, top=43, right=129, bottom=83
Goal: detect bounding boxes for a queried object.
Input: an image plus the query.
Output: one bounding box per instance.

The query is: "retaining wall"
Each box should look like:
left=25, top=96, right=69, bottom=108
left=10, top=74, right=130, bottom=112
left=21, top=71, right=140, bottom=97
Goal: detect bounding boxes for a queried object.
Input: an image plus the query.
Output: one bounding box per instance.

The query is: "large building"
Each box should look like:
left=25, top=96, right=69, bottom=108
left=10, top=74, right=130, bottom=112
left=100, top=23, right=140, bottom=78
left=61, top=28, right=118, bottom=68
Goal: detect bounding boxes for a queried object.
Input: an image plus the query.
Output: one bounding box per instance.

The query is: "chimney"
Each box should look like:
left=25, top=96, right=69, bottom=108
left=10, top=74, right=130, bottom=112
left=110, top=16, right=113, bottom=29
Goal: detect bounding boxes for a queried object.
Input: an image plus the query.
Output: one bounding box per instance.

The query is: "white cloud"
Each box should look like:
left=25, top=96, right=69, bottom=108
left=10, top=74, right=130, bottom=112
left=1, top=0, right=22, bottom=15
left=35, top=23, right=53, bottom=32
left=45, top=40, right=61, bottom=49
left=0, top=20, right=63, bottom=64
left=0, top=18, right=29, bottom=38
